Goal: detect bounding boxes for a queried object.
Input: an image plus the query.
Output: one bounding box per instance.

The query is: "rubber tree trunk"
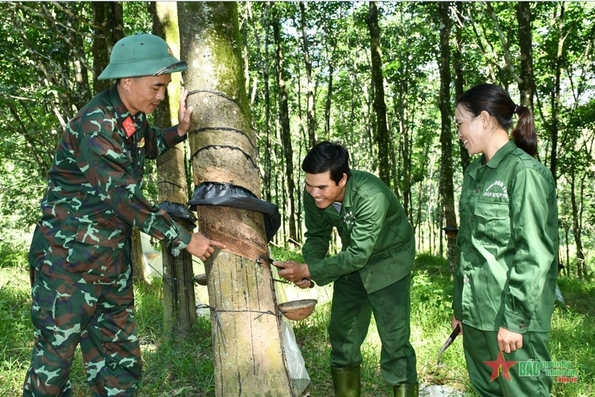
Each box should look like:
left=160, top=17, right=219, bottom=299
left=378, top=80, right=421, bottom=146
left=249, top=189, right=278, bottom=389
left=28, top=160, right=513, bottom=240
left=453, top=2, right=470, bottom=173
left=271, top=10, right=298, bottom=243
left=298, top=2, right=316, bottom=148
left=91, top=2, right=123, bottom=94
left=151, top=1, right=197, bottom=338
left=177, top=2, right=296, bottom=396
left=516, top=1, right=534, bottom=110
left=131, top=228, right=151, bottom=285
left=437, top=2, right=459, bottom=273
left=366, top=1, right=391, bottom=187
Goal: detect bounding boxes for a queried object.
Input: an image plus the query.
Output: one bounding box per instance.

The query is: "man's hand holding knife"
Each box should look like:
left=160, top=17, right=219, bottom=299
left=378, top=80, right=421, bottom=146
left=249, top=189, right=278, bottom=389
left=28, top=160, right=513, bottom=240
left=275, top=260, right=315, bottom=289
left=258, top=255, right=315, bottom=289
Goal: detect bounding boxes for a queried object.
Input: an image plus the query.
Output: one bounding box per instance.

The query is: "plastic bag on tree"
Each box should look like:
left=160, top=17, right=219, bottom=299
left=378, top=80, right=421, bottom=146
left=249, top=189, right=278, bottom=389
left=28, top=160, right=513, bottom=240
left=555, top=283, right=565, bottom=304
left=281, top=318, right=310, bottom=395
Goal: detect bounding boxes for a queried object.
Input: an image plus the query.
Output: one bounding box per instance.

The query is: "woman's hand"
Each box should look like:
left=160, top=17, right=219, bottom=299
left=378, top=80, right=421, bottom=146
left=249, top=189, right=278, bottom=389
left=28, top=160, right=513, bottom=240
left=497, top=327, right=523, bottom=353
left=451, top=315, right=464, bottom=335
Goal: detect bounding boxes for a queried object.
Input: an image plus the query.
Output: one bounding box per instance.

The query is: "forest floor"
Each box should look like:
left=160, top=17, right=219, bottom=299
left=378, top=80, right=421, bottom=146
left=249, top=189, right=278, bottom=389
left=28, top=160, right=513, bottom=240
left=1, top=243, right=593, bottom=396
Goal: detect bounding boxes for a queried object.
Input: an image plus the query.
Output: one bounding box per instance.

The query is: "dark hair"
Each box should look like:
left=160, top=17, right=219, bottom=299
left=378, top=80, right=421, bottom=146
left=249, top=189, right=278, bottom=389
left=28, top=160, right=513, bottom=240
left=456, top=84, right=537, bottom=156
left=301, top=141, right=351, bottom=185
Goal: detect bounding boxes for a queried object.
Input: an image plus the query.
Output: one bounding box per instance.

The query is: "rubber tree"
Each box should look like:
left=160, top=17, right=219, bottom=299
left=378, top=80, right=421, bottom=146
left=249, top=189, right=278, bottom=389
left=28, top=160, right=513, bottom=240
left=437, top=2, right=458, bottom=273
left=177, top=2, right=297, bottom=395
left=366, top=1, right=392, bottom=187
left=271, top=6, right=298, bottom=243
left=91, top=2, right=124, bottom=94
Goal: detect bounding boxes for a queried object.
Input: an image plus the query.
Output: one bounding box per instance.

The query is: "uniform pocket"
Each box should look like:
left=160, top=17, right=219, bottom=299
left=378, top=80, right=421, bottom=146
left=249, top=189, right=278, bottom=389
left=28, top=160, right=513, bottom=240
left=74, top=222, right=125, bottom=248
left=473, top=202, right=511, bottom=245
left=31, top=270, right=87, bottom=349
left=66, top=223, right=127, bottom=275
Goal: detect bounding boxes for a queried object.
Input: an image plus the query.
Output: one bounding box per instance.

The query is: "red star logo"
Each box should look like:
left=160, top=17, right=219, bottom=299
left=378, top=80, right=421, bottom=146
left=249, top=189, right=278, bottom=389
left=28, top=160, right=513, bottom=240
left=484, top=351, right=517, bottom=381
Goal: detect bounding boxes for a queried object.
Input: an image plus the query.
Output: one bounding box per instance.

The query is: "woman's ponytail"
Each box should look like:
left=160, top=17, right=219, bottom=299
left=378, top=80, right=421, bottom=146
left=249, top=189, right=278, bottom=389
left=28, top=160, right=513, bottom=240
left=511, top=105, right=537, bottom=157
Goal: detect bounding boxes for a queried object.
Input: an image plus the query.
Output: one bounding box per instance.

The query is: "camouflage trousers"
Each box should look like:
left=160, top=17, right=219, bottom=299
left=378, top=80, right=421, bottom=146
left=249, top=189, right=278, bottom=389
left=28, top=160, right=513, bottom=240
left=23, top=263, right=141, bottom=397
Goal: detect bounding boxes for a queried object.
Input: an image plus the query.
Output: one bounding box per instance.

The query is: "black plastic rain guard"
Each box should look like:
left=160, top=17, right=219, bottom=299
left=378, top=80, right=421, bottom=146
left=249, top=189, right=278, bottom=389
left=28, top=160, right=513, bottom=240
left=158, top=201, right=198, bottom=231
left=188, top=182, right=281, bottom=242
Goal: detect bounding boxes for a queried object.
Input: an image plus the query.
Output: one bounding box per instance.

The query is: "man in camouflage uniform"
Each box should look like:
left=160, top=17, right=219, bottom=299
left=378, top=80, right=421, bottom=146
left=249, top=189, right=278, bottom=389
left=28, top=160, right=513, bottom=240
left=23, top=33, right=225, bottom=397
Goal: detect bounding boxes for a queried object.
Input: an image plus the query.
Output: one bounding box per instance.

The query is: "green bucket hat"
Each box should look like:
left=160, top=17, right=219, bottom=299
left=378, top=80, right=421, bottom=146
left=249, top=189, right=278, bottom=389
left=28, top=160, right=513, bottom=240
left=98, top=33, right=187, bottom=80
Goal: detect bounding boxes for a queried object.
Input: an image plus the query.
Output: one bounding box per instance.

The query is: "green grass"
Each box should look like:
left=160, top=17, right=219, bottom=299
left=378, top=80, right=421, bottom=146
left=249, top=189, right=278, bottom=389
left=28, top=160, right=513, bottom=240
left=0, top=261, right=31, bottom=396
left=1, top=248, right=594, bottom=396
left=548, top=277, right=595, bottom=397
left=409, top=254, right=472, bottom=394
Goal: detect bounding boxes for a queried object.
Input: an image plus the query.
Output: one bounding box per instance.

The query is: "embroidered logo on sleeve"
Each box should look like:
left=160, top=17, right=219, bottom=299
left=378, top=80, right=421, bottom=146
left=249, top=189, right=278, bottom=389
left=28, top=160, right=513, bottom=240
left=342, top=210, right=356, bottom=227
left=122, top=116, right=137, bottom=137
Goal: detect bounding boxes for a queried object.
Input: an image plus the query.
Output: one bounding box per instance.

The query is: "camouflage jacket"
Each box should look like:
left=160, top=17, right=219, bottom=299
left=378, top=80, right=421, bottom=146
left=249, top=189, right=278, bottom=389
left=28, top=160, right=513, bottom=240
left=28, top=84, right=191, bottom=282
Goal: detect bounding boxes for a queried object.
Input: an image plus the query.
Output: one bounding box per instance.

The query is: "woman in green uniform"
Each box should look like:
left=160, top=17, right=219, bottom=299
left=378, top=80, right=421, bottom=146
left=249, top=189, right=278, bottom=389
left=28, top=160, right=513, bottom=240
left=452, top=84, right=559, bottom=396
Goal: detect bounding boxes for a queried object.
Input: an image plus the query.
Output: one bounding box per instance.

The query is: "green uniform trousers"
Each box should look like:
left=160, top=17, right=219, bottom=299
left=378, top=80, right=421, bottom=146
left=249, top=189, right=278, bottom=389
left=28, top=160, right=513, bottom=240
left=328, top=273, right=417, bottom=386
left=462, top=325, right=552, bottom=397
left=23, top=264, right=141, bottom=397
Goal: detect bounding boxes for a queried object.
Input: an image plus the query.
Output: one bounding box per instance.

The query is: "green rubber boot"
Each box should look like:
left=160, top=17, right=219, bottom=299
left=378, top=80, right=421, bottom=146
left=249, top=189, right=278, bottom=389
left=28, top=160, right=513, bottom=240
left=331, top=365, right=361, bottom=397
left=393, top=382, right=419, bottom=397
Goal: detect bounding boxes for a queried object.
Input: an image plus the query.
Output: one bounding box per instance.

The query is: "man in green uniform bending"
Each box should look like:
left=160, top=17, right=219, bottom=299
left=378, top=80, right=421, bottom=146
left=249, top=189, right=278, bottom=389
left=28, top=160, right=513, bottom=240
left=24, top=33, right=225, bottom=396
left=276, top=141, right=418, bottom=397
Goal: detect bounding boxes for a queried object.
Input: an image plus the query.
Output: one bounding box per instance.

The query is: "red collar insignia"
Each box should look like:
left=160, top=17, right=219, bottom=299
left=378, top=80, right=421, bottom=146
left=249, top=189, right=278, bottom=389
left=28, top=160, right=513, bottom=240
left=122, top=116, right=136, bottom=137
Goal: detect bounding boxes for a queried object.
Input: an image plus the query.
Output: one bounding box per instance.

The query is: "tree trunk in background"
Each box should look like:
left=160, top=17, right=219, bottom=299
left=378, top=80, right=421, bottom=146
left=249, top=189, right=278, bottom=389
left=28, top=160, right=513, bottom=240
left=91, top=2, right=123, bottom=94
left=131, top=229, right=150, bottom=284
left=396, top=98, right=412, bottom=217
left=517, top=2, right=534, bottom=109
left=549, top=3, right=564, bottom=182
left=570, top=171, right=585, bottom=279
left=453, top=2, right=470, bottom=174
left=320, top=6, right=337, bottom=142
left=70, top=20, right=91, bottom=109
left=366, top=2, right=391, bottom=186
left=298, top=2, right=317, bottom=147
left=150, top=1, right=197, bottom=338
left=438, top=2, right=458, bottom=273
left=247, top=3, right=273, bottom=204
left=263, top=16, right=274, bottom=203
left=272, top=12, right=298, bottom=242
left=393, top=43, right=412, bottom=214
left=178, top=2, right=296, bottom=395
left=324, top=62, right=334, bottom=140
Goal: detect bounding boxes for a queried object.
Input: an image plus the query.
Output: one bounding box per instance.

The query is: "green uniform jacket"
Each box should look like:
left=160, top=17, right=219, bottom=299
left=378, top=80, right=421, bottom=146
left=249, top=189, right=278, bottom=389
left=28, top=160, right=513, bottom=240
left=29, top=84, right=191, bottom=283
left=454, top=141, right=559, bottom=333
left=303, top=170, right=415, bottom=293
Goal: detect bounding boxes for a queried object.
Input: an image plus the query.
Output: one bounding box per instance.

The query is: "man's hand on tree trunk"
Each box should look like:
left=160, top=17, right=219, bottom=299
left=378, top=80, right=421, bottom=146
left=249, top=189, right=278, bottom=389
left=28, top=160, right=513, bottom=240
left=186, top=232, right=226, bottom=261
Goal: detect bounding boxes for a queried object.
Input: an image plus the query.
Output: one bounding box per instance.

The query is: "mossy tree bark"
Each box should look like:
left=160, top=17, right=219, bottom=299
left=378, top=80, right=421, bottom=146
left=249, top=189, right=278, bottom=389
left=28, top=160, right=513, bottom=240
left=178, top=2, right=296, bottom=396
